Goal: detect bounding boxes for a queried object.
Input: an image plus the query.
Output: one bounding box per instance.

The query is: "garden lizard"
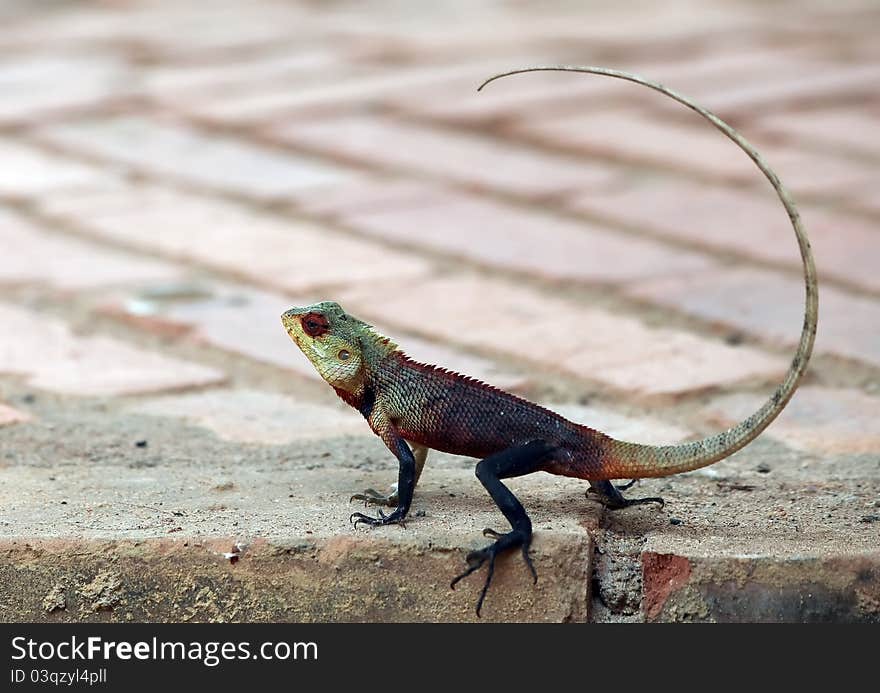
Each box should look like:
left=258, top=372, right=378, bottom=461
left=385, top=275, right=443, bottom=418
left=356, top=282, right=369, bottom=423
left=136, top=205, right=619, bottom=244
left=281, top=66, right=818, bottom=616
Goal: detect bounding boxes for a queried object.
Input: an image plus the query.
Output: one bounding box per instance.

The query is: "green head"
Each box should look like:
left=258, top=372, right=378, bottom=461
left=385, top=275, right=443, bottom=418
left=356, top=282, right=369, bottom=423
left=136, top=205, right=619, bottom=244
left=281, top=301, right=395, bottom=392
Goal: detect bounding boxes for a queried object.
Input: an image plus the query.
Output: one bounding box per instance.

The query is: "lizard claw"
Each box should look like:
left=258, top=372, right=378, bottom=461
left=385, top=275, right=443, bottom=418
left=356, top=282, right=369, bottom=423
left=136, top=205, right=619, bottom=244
left=450, top=528, right=534, bottom=617
left=349, top=510, right=407, bottom=529
left=350, top=488, right=399, bottom=508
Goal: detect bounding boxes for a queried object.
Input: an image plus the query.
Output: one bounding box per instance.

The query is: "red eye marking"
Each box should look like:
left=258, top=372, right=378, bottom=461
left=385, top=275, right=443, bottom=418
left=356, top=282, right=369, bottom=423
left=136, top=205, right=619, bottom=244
left=301, top=312, right=330, bottom=337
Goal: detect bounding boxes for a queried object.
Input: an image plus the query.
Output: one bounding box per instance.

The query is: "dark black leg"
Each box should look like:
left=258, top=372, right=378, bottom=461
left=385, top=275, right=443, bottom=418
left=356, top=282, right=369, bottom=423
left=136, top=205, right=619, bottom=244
left=587, top=480, right=664, bottom=509
left=350, top=443, right=428, bottom=508
left=450, top=440, right=554, bottom=617
left=350, top=436, right=416, bottom=528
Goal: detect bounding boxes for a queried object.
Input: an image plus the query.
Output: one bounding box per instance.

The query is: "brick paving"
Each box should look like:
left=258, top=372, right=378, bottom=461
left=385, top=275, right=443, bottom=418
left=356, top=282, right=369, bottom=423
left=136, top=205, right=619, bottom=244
left=0, top=0, right=878, bottom=622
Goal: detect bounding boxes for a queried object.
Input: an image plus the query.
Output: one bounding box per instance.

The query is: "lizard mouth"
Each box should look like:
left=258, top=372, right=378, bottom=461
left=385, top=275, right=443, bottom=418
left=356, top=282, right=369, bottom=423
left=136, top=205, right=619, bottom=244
left=281, top=311, right=304, bottom=345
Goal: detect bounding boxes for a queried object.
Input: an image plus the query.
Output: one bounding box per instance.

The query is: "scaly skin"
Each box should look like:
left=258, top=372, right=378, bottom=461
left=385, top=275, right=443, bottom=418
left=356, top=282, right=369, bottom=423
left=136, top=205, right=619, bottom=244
left=281, top=66, right=818, bottom=617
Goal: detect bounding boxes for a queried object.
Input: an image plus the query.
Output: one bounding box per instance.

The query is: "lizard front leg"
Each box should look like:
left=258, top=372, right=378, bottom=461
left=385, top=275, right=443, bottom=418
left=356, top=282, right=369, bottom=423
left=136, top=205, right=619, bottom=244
left=351, top=442, right=428, bottom=507
left=349, top=409, right=416, bottom=528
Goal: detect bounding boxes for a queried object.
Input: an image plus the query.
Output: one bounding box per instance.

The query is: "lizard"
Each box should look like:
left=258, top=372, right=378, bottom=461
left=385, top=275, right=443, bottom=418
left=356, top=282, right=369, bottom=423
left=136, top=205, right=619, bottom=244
left=281, top=66, right=818, bottom=617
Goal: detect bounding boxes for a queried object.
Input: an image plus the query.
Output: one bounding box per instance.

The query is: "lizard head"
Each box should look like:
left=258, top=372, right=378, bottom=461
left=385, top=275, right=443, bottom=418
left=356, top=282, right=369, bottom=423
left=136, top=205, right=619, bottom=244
left=282, top=301, right=389, bottom=392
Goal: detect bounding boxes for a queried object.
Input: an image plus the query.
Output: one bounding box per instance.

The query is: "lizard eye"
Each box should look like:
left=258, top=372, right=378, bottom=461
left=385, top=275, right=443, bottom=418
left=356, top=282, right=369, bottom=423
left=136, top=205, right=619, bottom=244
left=338, top=349, right=351, bottom=361
left=301, top=312, right=330, bottom=337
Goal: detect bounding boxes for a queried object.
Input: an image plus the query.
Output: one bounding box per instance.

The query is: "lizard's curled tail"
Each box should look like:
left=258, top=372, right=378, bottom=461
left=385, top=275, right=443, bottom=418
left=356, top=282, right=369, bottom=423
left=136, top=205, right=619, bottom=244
left=479, top=66, right=818, bottom=480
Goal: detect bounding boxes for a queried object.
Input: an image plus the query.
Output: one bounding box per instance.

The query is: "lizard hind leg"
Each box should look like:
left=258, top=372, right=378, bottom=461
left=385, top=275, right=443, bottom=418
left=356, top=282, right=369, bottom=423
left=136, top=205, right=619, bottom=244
left=450, top=440, right=555, bottom=617
left=587, top=479, right=665, bottom=509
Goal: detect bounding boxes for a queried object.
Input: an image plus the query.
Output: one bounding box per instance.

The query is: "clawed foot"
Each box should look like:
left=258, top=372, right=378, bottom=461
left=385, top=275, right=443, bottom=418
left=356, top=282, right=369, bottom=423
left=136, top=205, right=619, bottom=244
left=450, top=528, right=535, bottom=617
left=350, top=487, right=399, bottom=508
left=588, top=480, right=665, bottom=510
left=349, top=508, right=406, bottom=529
left=588, top=490, right=665, bottom=509
left=589, top=490, right=665, bottom=510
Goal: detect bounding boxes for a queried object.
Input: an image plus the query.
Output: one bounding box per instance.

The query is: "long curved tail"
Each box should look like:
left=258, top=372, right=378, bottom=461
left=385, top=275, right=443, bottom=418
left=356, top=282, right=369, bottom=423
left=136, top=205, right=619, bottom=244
left=480, top=66, right=818, bottom=479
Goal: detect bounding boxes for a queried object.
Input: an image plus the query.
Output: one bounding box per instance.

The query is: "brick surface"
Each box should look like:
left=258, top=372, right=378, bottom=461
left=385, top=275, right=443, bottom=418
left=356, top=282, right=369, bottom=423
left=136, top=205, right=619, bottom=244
left=0, top=52, right=129, bottom=123
left=0, top=303, right=225, bottom=396
left=318, top=181, right=718, bottom=284
left=570, top=177, right=880, bottom=293
left=756, top=144, right=880, bottom=199
left=141, top=48, right=342, bottom=99
left=171, top=61, right=524, bottom=124
left=549, top=404, right=691, bottom=445
left=273, top=114, right=621, bottom=199
left=842, top=182, right=880, bottom=217
left=0, top=4, right=308, bottom=56
left=339, top=275, right=787, bottom=396
left=511, top=109, right=758, bottom=181
left=384, top=66, right=635, bottom=126
left=704, top=386, right=880, bottom=456
left=101, top=282, right=305, bottom=375
left=132, top=389, right=369, bottom=445
left=39, top=184, right=430, bottom=292
left=756, top=109, right=880, bottom=159
left=626, top=267, right=880, bottom=368
left=37, top=117, right=355, bottom=199
left=437, top=48, right=816, bottom=130
left=0, top=139, right=115, bottom=197
left=0, top=210, right=181, bottom=290
left=100, top=281, right=528, bottom=390
left=693, top=63, right=880, bottom=115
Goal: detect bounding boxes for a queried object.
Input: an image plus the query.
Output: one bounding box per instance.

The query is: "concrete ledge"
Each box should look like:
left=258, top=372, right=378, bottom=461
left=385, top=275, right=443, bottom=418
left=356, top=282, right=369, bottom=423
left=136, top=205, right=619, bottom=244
left=642, top=547, right=880, bottom=622
left=0, top=532, right=590, bottom=623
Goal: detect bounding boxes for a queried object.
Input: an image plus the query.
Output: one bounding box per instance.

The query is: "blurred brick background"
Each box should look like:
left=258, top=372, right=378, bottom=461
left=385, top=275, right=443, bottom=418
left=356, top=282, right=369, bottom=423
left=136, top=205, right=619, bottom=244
left=0, top=0, right=878, bottom=622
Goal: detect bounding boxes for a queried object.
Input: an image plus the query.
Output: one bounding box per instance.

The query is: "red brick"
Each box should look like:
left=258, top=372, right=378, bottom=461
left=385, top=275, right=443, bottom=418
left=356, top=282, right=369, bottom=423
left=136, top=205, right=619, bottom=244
left=0, top=4, right=303, bottom=56
left=0, top=303, right=225, bottom=396
left=642, top=553, right=692, bottom=621
left=704, top=386, right=880, bottom=456
left=756, top=109, right=880, bottom=159
left=384, top=66, right=634, bottom=126
left=0, top=210, right=182, bottom=291
left=289, top=177, right=434, bottom=218
left=383, top=35, right=808, bottom=126
left=472, top=49, right=813, bottom=127
left=272, top=114, right=621, bottom=199
left=756, top=144, right=880, bottom=199
left=0, top=139, right=114, bottom=196
left=100, top=281, right=528, bottom=391
left=569, top=177, right=880, bottom=293
left=694, top=63, right=880, bottom=115
left=841, top=183, right=880, bottom=216
left=37, top=117, right=355, bottom=200
left=132, top=390, right=369, bottom=445
left=39, top=184, right=430, bottom=293
left=626, top=267, right=880, bottom=368
left=549, top=404, right=691, bottom=445
left=142, top=49, right=341, bottom=98
left=172, top=61, right=523, bottom=124
left=320, top=182, right=717, bottom=284
left=639, top=49, right=821, bottom=102
left=339, top=275, right=787, bottom=396
left=511, top=109, right=757, bottom=182
left=101, top=283, right=306, bottom=375
left=0, top=53, right=129, bottom=124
